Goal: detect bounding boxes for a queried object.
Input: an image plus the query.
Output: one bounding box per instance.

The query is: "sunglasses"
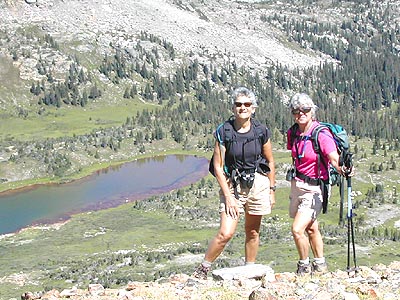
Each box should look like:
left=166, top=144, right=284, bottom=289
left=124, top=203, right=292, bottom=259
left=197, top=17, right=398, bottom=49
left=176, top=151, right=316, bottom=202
left=292, top=107, right=312, bottom=115
left=234, top=102, right=252, bottom=108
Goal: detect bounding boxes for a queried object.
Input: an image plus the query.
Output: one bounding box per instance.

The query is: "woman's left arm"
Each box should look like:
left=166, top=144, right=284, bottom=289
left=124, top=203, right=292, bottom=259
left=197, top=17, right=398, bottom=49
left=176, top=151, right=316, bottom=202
left=262, top=140, right=276, bottom=206
left=328, top=150, right=354, bottom=177
left=327, top=150, right=342, bottom=175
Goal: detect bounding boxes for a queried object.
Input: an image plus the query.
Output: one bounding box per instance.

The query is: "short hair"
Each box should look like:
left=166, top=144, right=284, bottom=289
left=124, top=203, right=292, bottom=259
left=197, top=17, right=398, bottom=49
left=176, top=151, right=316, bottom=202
left=289, top=93, right=317, bottom=119
left=231, top=87, right=258, bottom=107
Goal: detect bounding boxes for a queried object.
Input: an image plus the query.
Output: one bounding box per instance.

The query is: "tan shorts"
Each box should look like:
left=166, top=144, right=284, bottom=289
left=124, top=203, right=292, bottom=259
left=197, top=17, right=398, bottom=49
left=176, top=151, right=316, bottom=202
left=289, top=180, right=329, bottom=220
left=219, top=172, right=272, bottom=215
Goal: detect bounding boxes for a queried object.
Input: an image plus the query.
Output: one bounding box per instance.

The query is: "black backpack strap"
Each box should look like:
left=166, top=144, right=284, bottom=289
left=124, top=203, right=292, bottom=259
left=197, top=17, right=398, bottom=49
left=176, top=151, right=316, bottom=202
left=289, top=123, right=299, bottom=148
left=250, top=119, right=270, bottom=174
left=209, top=120, right=233, bottom=177
left=289, top=123, right=299, bottom=165
left=310, top=125, right=332, bottom=214
left=217, top=119, right=240, bottom=198
left=223, top=118, right=234, bottom=149
left=251, top=119, right=268, bottom=145
left=310, top=125, right=330, bottom=172
left=218, top=117, right=234, bottom=175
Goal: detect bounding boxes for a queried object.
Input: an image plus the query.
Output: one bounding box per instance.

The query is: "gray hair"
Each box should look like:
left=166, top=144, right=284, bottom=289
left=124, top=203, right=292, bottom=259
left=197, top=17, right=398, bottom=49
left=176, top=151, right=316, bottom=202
left=231, top=87, right=258, bottom=107
left=289, top=93, right=317, bottom=119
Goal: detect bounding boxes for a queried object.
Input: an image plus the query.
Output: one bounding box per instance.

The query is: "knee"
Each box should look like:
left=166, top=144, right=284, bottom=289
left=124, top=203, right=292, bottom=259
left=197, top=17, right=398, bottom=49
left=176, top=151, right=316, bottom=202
left=291, top=225, right=304, bottom=238
left=246, top=229, right=259, bottom=240
left=216, top=230, right=234, bottom=244
left=306, top=226, right=319, bottom=237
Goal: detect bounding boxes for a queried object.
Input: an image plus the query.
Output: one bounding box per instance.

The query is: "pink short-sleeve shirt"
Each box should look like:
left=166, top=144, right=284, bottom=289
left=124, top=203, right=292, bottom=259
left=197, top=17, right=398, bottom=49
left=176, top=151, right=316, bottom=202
left=287, top=121, right=337, bottom=181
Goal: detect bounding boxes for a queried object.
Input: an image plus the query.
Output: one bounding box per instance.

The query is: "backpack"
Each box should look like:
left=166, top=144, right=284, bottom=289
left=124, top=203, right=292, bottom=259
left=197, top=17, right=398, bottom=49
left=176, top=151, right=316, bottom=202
left=209, top=117, right=269, bottom=177
left=311, top=122, right=350, bottom=183
left=289, top=122, right=350, bottom=213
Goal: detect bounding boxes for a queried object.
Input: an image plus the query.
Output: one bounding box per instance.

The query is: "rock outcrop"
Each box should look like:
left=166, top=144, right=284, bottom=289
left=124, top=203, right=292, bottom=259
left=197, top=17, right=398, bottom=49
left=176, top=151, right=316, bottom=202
left=21, top=262, right=400, bottom=300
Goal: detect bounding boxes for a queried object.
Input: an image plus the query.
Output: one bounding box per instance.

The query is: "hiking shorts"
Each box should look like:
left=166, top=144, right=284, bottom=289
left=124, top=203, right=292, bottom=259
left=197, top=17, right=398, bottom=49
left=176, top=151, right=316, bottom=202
left=219, top=172, right=272, bottom=215
left=289, top=179, right=330, bottom=220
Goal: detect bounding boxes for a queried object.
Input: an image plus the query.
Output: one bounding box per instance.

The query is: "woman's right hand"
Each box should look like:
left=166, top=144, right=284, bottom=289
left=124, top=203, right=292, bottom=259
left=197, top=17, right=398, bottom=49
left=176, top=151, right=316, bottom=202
left=225, top=196, right=239, bottom=219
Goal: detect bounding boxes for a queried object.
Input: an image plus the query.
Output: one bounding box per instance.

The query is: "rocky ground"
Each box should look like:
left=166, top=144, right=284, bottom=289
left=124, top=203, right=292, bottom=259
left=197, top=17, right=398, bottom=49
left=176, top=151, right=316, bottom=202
left=20, top=262, right=400, bottom=300
left=1, top=0, right=331, bottom=79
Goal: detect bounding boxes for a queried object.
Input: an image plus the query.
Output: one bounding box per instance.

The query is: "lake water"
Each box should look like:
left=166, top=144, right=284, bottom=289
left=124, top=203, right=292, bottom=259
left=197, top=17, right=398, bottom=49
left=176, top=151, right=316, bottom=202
left=0, top=155, right=209, bottom=235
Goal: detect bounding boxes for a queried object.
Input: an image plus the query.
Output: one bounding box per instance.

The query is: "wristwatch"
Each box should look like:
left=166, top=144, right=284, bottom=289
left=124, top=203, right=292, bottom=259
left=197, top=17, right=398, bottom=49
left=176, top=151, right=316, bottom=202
left=270, top=186, right=277, bottom=192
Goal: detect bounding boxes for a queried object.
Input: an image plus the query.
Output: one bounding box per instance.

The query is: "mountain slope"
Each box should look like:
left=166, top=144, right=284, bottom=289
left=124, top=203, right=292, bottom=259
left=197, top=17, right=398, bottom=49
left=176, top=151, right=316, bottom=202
left=1, top=0, right=326, bottom=75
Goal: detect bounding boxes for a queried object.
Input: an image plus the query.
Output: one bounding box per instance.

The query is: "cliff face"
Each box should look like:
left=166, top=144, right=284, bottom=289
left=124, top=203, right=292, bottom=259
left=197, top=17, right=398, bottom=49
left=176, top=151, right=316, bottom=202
left=21, top=262, right=400, bottom=300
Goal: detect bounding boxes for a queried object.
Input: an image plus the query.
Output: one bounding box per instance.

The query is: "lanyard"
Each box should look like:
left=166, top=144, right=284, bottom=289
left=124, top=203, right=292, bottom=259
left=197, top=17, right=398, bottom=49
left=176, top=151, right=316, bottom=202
left=294, top=135, right=310, bottom=162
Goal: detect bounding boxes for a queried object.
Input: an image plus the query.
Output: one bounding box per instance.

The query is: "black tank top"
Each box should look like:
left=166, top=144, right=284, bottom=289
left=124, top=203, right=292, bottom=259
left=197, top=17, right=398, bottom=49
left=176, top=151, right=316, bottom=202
left=218, top=122, right=270, bottom=171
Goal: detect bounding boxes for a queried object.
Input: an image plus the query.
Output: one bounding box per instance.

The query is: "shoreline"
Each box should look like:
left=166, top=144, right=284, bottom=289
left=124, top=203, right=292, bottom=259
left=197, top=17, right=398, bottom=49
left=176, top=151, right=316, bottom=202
left=0, top=150, right=210, bottom=195
left=0, top=152, right=211, bottom=238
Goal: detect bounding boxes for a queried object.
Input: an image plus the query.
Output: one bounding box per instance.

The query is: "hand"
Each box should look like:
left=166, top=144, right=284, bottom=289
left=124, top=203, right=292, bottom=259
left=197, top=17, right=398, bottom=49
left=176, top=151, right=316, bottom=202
left=341, top=165, right=355, bottom=177
left=269, top=192, right=276, bottom=208
left=226, top=198, right=239, bottom=219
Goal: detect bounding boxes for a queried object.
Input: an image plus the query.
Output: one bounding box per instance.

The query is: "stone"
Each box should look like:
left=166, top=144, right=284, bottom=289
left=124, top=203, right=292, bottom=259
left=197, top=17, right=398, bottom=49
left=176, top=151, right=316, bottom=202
left=88, top=283, right=105, bottom=296
left=343, top=292, right=360, bottom=300
left=59, top=286, right=77, bottom=297
left=212, top=264, right=274, bottom=281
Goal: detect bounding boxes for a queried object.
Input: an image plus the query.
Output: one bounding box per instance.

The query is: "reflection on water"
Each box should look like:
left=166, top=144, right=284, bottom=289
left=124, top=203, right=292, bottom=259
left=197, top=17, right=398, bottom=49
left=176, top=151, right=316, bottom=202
left=0, top=155, right=208, bottom=235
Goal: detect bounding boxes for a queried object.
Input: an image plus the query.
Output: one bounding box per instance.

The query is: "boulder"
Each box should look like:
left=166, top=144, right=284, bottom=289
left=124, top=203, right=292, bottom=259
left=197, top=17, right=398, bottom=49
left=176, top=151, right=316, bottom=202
left=212, top=264, right=274, bottom=281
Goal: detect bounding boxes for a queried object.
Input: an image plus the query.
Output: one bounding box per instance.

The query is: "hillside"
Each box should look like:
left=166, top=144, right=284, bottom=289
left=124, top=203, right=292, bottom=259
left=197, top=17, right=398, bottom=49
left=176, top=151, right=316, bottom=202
left=0, top=0, right=400, bottom=299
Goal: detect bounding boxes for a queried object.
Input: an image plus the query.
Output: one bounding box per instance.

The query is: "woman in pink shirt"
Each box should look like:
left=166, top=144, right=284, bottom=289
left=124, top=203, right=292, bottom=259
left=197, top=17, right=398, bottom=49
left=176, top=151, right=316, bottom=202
left=287, top=93, right=344, bottom=276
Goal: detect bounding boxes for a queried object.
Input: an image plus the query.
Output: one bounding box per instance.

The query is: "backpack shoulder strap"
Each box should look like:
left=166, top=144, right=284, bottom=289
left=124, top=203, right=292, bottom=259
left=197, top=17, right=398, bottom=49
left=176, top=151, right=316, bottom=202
left=211, top=119, right=234, bottom=177
left=251, top=118, right=268, bottom=144
left=224, top=118, right=235, bottom=143
left=215, top=123, right=225, bottom=144
left=310, top=124, right=333, bottom=173
left=310, top=124, right=328, bottom=154
left=215, top=117, right=235, bottom=146
left=289, top=123, right=299, bottom=148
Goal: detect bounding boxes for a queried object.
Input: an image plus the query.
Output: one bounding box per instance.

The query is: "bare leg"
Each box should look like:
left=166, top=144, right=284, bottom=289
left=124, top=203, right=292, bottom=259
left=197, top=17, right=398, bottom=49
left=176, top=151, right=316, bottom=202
left=204, top=212, right=240, bottom=263
left=244, top=213, right=262, bottom=263
left=306, top=219, right=323, bottom=258
left=291, top=212, right=314, bottom=260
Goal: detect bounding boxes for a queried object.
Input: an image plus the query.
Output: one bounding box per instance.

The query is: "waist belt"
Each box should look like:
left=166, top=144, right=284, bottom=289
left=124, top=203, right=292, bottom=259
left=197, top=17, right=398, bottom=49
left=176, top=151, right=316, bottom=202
left=296, top=171, right=328, bottom=186
left=230, top=168, right=257, bottom=199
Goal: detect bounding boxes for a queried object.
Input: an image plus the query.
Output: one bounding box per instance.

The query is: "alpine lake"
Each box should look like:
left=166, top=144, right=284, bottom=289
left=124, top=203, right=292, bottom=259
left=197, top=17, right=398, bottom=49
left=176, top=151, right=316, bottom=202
left=0, top=155, right=209, bottom=235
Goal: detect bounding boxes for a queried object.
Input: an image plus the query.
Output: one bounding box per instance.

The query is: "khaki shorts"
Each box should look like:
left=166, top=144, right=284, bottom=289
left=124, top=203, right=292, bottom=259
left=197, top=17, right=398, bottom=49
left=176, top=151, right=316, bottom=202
left=289, top=180, right=329, bottom=220
left=219, top=172, right=272, bottom=215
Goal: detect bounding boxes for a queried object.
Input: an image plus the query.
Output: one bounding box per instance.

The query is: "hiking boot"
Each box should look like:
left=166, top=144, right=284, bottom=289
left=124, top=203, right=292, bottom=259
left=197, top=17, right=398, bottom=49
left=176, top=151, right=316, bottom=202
left=192, top=264, right=210, bottom=280
left=296, top=262, right=312, bottom=276
left=312, top=261, right=328, bottom=274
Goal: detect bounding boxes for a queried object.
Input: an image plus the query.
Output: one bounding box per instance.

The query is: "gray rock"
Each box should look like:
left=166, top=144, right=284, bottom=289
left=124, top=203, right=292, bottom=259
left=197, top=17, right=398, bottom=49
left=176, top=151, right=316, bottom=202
left=212, top=264, right=274, bottom=281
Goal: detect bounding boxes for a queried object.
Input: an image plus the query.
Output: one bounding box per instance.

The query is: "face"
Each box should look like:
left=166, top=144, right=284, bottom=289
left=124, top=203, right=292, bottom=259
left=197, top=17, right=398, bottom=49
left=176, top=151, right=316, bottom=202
left=233, top=95, right=255, bottom=119
left=292, top=106, right=312, bottom=125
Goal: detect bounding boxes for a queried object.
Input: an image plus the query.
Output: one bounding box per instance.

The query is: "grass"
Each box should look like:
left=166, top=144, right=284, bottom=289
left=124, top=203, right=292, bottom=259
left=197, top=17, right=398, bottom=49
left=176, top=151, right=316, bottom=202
left=0, top=199, right=217, bottom=298
left=0, top=96, right=159, bottom=141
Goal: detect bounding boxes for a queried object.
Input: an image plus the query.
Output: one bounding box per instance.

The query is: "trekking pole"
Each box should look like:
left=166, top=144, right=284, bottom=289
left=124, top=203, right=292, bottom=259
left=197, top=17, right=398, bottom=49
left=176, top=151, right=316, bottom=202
left=344, top=153, right=358, bottom=275
left=339, top=175, right=345, bottom=226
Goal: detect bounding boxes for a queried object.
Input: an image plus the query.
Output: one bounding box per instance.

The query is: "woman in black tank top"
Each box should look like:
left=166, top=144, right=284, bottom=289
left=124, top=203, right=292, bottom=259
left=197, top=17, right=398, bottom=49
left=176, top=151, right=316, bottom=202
left=193, top=87, right=276, bottom=280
